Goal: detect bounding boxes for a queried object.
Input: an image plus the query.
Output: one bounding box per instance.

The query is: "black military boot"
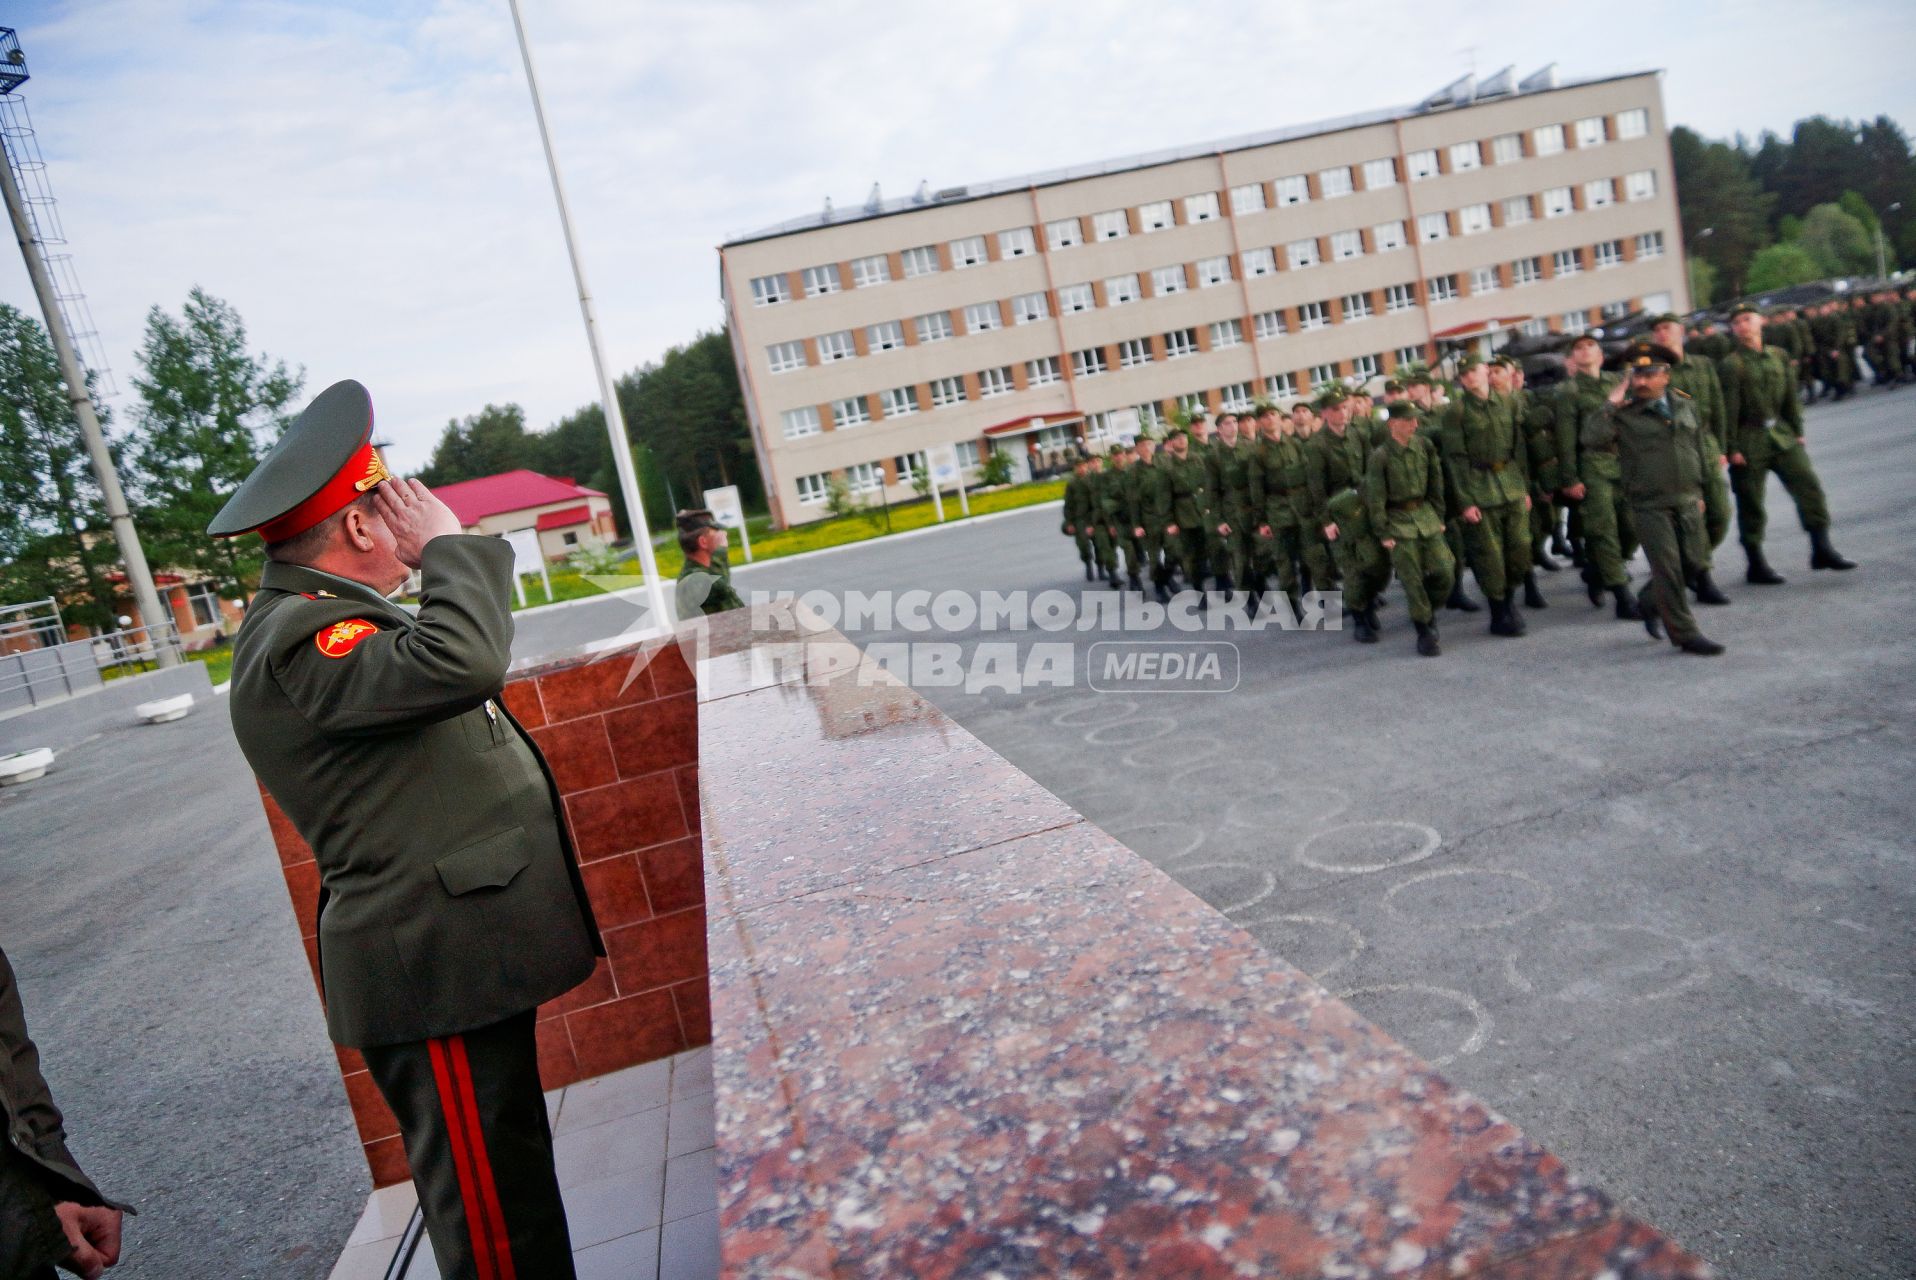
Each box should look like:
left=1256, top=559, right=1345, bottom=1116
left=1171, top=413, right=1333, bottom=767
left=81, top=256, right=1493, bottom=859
left=1690, top=571, right=1730, bottom=605
left=1583, top=563, right=1604, bottom=606
left=1487, top=596, right=1517, bottom=636
left=1808, top=528, right=1857, bottom=571
left=1522, top=570, right=1548, bottom=609
left=1214, top=572, right=1236, bottom=603
left=1154, top=577, right=1171, bottom=605
left=1505, top=594, right=1529, bottom=636
left=1415, top=619, right=1442, bottom=657
left=1352, top=607, right=1378, bottom=643
left=1744, top=543, right=1786, bottom=585
left=1446, top=580, right=1482, bottom=613
left=1364, top=604, right=1382, bottom=637
left=1680, top=635, right=1725, bottom=656
left=1083, top=561, right=1095, bottom=582
left=1127, top=570, right=1144, bottom=593
left=1534, top=546, right=1563, bottom=572
left=1643, top=604, right=1664, bottom=640
left=1611, top=584, right=1643, bottom=620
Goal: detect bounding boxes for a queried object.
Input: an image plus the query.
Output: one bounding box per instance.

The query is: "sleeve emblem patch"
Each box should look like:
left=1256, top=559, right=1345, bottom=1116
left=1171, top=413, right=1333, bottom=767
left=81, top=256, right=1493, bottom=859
left=316, top=619, right=378, bottom=658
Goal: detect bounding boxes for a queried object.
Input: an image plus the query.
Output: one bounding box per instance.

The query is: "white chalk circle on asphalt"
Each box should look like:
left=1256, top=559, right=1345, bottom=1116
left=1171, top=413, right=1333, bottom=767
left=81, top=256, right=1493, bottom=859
left=1295, top=820, right=1441, bottom=873
left=1177, top=861, right=1278, bottom=915
left=1224, top=785, right=1351, bottom=832
left=1083, top=716, right=1177, bottom=747
left=1238, top=912, right=1366, bottom=981
left=1105, top=822, right=1207, bottom=865
left=1121, top=735, right=1228, bottom=771
left=1051, top=697, right=1139, bottom=727
left=1336, top=982, right=1490, bottom=1066
left=1382, top=867, right=1557, bottom=932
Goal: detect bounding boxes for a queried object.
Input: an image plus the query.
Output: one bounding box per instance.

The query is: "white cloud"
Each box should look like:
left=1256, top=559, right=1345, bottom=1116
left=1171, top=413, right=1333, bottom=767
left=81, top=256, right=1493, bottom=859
left=2, top=0, right=1912, bottom=473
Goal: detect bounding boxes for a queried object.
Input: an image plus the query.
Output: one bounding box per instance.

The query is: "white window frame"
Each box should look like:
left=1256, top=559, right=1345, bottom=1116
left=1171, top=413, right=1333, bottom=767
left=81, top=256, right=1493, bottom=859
left=1196, top=255, right=1232, bottom=288
left=1634, top=230, right=1665, bottom=260
left=1642, top=291, right=1674, bottom=315
left=1151, top=265, right=1186, bottom=296
left=1025, top=356, right=1061, bottom=387
left=1417, top=212, right=1450, bottom=243
left=1350, top=354, right=1380, bottom=380
left=1552, top=248, right=1583, bottom=277
left=1105, top=273, right=1142, bottom=305
left=963, top=302, right=1003, bottom=334
left=949, top=236, right=988, bottom=269
left=915, top=310, right=954, bottom=344
left=832, top=396, right=870, bottom=429
left=1163, top=328, right=1198, bottom=359
left=1459, top=203, right=1492, bottom=236
left=1254, top=309, right=1288, bottom=341
left=866, top=320, right=905, bottom=352
left=1519, top=318, right=1551, bottom=339
left=1046, top=217, right=1084, bottom=250
left=1625, top=170, right=1656, bottom=202
left=1092, top=209, right=1129, bottom=241
left=1274, top=174, right=1309, bottom=206
left=1384, top=283, right=1417, bottom=314
left=1362, top=157, right=1397, bottom=189
left=1426, top=274, right=1459, bottom=304
left=1533, top=124, right=1566, bottom=157
left=795, top=473, right=828, bottom=505
left=956, top=440, right=982, bottom=470
left=1118, top=337, right=1153, bottom=368
left=1265, top=372, right=1297, bottom=398
left=1470, top=265, right=1502, bottom=295
left=1373, top=220, right=1407, bottom=253
left=1543, top=186, right=1574, bottom=219
left=1394, top=345, right=1424, bottom=367
left=1297, top=301, right=1330, bottom=331
left=1595, top=239, right=1624, bottom=270
left=1561, top=310, right=1590, bottom=336
left=850, top=254, right=891, bottom=288
left=893, top=450, right=928, bottom=480
left=801, top=264, right=840, bottom=297
left=1340, top=292, right=1373, bottom=322
left=817, top=329, right=856, bottom=363
left=846, top=461, right=883, bottom=495
left=1617, top=108, right=1650, bottom=140
left=1071, top=347, right=1108, bottom=378
left=1583, top=177, right=1615, bottom=209
left=978, top=366, right=1015, bottom=398
left=1448, top=140, right=1482, bottom=173
left=1230, top=182, right=1267, bottom=214
left=767, top=340, right=806, bottom=374
left=1058, top=283, right=1094, bottom=313
left=1139, top=199, right=1175, bottom=232
left=997, top=227, right=1036, bottom=259
left=1242, top=246, right=1276, bottom=278
left=1601, top=299, right=1631, bottom=321
left=1491, top=133, right=1524, bottom=165
left=1287, top=238, right=1321, bottom=270
left=902, top=245, right=940, bottom=278
left=750, top=273, right=790, bottom=306
left=1512, top=256, right=1543, bottom=286
left=1209, top=319, right=1243, bottom=349
left=1220, top=382, right=1254, bottom=411
left=1575, top=116, right=1606, bottom=148
left=929, top=376, right=967, bottom=408
left=1502, top=195, right=1533, bottom=226
left=1309, top=362, right=1338, bottom=387
left=1318, top=166, right=1354, bottom=198
left=1012, top=291, right=1049, bottom=325
left=1330, top=229, right=1364, bottom=261
left=880, top=385, right=920, bottom=418
left=1184, top=191, right=1220, bottom=223
left=1407, top=148, right=1440, bottom=181
left=780, top=406, right=821, bottom=440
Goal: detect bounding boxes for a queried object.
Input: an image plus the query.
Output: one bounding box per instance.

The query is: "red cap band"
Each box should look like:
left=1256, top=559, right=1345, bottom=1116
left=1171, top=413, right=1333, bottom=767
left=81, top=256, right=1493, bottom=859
left=257, top=441, right=392, bottom=543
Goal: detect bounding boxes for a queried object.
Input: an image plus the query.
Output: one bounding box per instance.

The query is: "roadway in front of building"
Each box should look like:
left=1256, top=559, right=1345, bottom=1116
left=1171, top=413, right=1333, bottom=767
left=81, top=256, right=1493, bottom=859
left=517, top=388, right=1914, bottom=1279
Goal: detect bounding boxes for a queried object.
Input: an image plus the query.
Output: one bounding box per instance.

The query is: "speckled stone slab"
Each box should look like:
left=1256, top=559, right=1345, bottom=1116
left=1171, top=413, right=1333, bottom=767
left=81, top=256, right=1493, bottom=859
left=695, top=621, right=1715, bottom=1279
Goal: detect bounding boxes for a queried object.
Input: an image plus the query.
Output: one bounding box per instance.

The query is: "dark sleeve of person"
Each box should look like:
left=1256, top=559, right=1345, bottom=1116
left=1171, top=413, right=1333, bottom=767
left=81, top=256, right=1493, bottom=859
left=270, top=535, right=517, bottom=736
left=1779, top=352, right=1805, bottom=435
left=1, top=949, right=124, bottom=1215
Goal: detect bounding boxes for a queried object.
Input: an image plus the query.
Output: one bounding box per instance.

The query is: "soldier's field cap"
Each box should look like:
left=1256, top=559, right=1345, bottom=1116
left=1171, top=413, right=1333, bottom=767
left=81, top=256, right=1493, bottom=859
left=1406, top=368, right=1434, bottom=386
left=1386, top=401, right=1418, bottom=420
left=208, top=379, right=386, bottom=540
left=1314, top=384, right=1348, bottom=408
left=1729, top=302, right=1762, bottom=319
left=1456, top=353, right=1486, bottom=373
left=1492, top=353, right=1521, bottom=369
left=1648, top=312, right=1684, bottom=328
left=1616, top=340, right=1681, bottom=372
left=1383, top=377, right=1405, bottom=393
left=1568, top=331, right=1603, bottom=348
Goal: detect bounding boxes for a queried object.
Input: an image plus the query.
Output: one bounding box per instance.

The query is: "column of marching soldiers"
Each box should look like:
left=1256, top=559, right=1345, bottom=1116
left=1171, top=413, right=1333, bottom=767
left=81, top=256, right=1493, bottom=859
left=1060, top=297, right=1903, bottom=658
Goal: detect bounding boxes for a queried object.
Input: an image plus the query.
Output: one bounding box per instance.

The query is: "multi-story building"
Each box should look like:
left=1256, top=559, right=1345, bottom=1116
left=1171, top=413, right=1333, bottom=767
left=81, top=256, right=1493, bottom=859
left=719, top=66, right=1688, bottom=528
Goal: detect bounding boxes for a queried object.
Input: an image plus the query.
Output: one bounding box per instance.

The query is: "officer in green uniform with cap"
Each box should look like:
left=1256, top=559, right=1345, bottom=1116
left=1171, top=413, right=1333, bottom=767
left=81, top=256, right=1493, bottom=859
left=1366, top=401, right=1453, bottom=656
left=1650, top=313, right=1733, bottom=605
left=1583, top=343, right=1725, bottom=656
left=675, top=508, right=745, bottom=617
left=211, top=380, right=603, bottom=1279
left=1555, top=333, right=1644, bottom=620
left=1438, top=354, right=1533, bottom=636
left=1717, top=303, right=1857, bottom=582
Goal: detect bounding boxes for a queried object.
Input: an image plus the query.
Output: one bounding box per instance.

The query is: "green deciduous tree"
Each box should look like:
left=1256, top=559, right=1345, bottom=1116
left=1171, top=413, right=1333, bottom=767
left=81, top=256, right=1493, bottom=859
left=1670, top=126, right=1774, bottom=295
left=1746, top=242, right=1823, bottom=293
left=620, top=330, right=760, bottom=514
left=1688, top=257, right=1718, bottom=309
left=415, top=403, right=535, bottom=487
left=1795, top=202, right=1876, bottom=277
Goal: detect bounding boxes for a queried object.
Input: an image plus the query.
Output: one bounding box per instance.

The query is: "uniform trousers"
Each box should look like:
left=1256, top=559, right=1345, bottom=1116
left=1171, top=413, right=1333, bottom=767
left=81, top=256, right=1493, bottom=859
left=1634, top=503, right=1708, bottom=646
left=1731, top=438, right=1832, bottom=548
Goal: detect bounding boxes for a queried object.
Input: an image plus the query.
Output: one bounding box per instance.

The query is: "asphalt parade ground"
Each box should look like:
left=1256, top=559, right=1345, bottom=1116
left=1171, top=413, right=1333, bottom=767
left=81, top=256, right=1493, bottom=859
left=0, top=390, right=1906, bottom=1278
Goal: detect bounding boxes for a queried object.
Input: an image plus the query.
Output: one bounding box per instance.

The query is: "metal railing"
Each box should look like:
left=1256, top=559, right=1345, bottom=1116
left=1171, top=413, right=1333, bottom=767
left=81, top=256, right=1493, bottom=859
left=0, top=619, right=185, bottom=712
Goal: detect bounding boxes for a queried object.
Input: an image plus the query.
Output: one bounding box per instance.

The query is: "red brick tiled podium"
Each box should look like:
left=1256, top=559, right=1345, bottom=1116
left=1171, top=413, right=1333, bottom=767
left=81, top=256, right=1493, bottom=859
left=259, top=635, right=709, bottom=1187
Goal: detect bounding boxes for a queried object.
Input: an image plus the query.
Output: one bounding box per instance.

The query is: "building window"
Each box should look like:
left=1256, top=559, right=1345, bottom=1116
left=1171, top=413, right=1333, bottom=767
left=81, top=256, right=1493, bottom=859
left=1105, top=273, right=1142, bottom=305
left=1459, top=203, right=1492, bottom=235
left=1254, top=309, right=1288, bottom=340
left=902, top=245, right=939, bottom=277
left=767, top=340, right=807, bottom=374
left=1470, top=265, right=1501, bottom=295
left=1519, top=318, right=1551, bottom=339
left=750, top=273, right=790, bottom=306
left=867, top=320, right=905, bottom=352
left=1287, top=238, right=1321, bottom=270
left=950, top=236, right=987, bottom=269
left=978, top=366, right=1015, bottom=397
left=1351, top=353, right=1380, bottom=379
left=1176, top=391, right=1207, bottom=414
left=1185, top=191, right=1221, bottom=223
left=1426, top=274, right=1459, bottom=303
left=1341, top=291, right=1373, bottom=322
left=1617, top=108, right=1650, bottom=140
left=802, top=264, right=841, bottom=297
left=1058, top=282, right=1094, bottom=313
left=1635, top=230, right=1665, bottom=259
left=1275, top=174, right=1309, bottom=206
left=1309, top=362, right=1338, bottom=386
left=1035, top=423, right=1079, bottom=452
left=1534, top=124, right=1566, bottom=157
left=1230, top=182, right=1267, bottom=214
left=893, top=451, right=928, bottom=480
left=1151, top=265, right=1187, bottom=296
left=1297, top=300, right=1330, bottom=331
left=1362, top=157, right=1398, bottom=189
left=1595, top=239, right=1624, bottom=269
left=1625, top=170, right=1656, bottom=202
left=846, top=461, right=883, bottom=494
left=998, top=227, right=1036, bottom=259
left=1502, top=194, right=1533, bottom=225
left=1512, top=256, right=1543, bottom=286
left=1118, top=337, right=1153, bottom=368
left=796, top=473, right=828, bottom=505
left=1561, top=310, right=1590, bottom=336
left=781, top=406, right=821, bottom=440
left=929, top=376, right=967, bottom=408
left=1220, top=382, right=1253, bottom=411
left=1492, top=133, right=1524, bottom=165
left=915, top=310, right=954, bottom=343
left=956, top=440, right=982, bottom=470
left=851, top=254, right=891, bottom=288
left=1265, top=372, right=1297, bottom=398
left=1417, top=212, right=1450, bottom=242
left=1543, top=186, right=1574, bottom=218
left=1407, top=149, right=1440, bottom=181
left=880, top=385, right=920, bottom=417
left=1093, top=209, right=1129, bottom=240
left=1164, top=328, right=1198, bottom=359
left=1552, top=248, right=1582, bottom=277
left=1575, top=116, right=1606, bottom=148
left=1384, top=283, right=1417, bottom=313
left=1196, top=255, right=1232, bottom=288
left=1139, top=199, right=1175, bottom=232
left=1642, top=290, right=1674, bottom=314
left=1601, top=299, right=1631, bottom=320
left=1373, top=220, right=1407, bottom=253
left=1084, top=411, right=1119, bottom=445
left=832, top=396, right=870, bottom=428
left=817, top=329, right=855, bottom=363
left=1046, top=217, right=1083, bottom=250
left=1012, top=291, right=1050, bottom=325
left=1242, top=246, right=1276, bottom=277
left=1318, top=166, right=1354, bottom=198
left=1330, top=229, right=1364, bottom=261
left=1394, top=344, right=1425, bottom=367
left=1584, top=177, right=1615, bottom=209
left=964, top=302, right=1002, bottom=334
left=1071, top=347, right=1108, bottom=378
left=1449, top=140, right=1482, bottom=173
left=1209, top=318, right=1244, bottom=349
left=1025, top=356, right=1061, bottom=387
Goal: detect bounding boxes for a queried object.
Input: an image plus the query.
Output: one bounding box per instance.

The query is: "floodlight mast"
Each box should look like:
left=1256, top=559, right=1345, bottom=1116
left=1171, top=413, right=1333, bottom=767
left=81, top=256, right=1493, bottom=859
left=0, top=28, right=176, bottom=665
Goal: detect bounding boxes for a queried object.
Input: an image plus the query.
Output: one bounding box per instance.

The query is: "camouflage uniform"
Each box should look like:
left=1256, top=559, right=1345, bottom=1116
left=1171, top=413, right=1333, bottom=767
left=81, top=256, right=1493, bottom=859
left=1366, top=422, right=1454, bottom=653
left=1437, top=387, right=1532, bottom=630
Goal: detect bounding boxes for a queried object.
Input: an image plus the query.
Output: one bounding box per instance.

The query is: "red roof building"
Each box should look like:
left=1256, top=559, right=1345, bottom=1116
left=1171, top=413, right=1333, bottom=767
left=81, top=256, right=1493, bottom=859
left=429, top=470, right=616, bottom=561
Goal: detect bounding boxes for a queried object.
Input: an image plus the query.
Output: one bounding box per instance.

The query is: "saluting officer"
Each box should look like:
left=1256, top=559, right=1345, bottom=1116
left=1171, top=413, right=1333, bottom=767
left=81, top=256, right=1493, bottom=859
left=211, top=381, right=604, bottom=1279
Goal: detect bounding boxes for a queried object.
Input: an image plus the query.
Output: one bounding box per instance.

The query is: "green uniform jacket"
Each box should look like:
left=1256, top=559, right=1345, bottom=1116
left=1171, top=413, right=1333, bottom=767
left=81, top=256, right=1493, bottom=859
left=1159, top=451, right=1216, bottom=529
left=1438, top=391, right=1529, bottom=509
left=1207, top=437, right=1256, bottom=526
left=229, top=536, right=602, bottom=1048
left=1248, top=436, right=1304, bottom=529
left=1583, top=392, right=1711, bottom=508
left=676, top=556, right=744, bottom=617
left=1518, top=390, right=1564, bottom=492
left=1666, top=354, right=1728, bottom=459
left=1365, top=434, right=1447, bottom=540
left=1061, top=474, right=1087, bottom=533
left=1303, top=426, right=1369, bottom=529
left=1096, top=465, right=1129, bottom=529
left=1717, top=343, right=1804, bottom=457
left=1551, top=371, right=1621, bottom=486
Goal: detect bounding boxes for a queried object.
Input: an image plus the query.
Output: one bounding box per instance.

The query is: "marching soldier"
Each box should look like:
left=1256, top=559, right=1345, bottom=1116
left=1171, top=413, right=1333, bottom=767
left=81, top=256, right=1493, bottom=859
left=1652, top=314, right=1733, bottom=605
left=1154, top=428, right=1217, bottom=596
left=1289, top=400, right=1338, bottom=595
left=1250, top=403, right=1307, bottom=615
left=1807, top=301, right=1856, bottom=401
left=1366, top=401, right=1454, bottom=656
left=1512, top=359, right=1567, bottom=583
left=1308, top=387, right=1391, bottom=642
left=1102, top=443, right=1145, bottom=592
left=1583, top=343, right=1725, bottom=656
left=1438, top=355, right=1533, bottom=636
left=1717, top=303, right=1857, bottom=582
left=1207, top=411, right=1256, bottom=598
left=1555, top=333, right=1644, bottom=620
left=1490, top=355, right=1550, bottom=610
left=1061, top=458, right=1097, bottom=580
left=1132, top=436, right=1174, bottom=601
left=1407, top=370, right=1481, bottom=613
left=1085, top=454, right=1120, bottom=587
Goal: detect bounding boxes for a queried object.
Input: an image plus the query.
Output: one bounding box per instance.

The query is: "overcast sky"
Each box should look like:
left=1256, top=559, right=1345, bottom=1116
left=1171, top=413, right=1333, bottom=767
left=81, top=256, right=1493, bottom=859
left=4, top=0, right=1913, bottom=472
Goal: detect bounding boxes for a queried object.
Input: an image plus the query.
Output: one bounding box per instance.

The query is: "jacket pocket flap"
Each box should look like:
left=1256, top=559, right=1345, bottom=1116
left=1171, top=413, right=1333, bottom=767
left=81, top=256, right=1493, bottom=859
left=436, top=828, right=530, bottom=896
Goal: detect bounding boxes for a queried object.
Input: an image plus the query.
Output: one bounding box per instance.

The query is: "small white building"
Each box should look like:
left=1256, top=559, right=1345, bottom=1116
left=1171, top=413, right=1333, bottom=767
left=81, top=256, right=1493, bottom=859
left=432, top=470, right=617, bottom=562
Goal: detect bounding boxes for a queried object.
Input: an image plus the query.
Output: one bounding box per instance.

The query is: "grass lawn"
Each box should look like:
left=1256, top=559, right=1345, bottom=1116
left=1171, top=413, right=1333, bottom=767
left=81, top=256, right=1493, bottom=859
left=504, top=478, right=1065, bottom=612
left=101, top=645, right=236, bottom=687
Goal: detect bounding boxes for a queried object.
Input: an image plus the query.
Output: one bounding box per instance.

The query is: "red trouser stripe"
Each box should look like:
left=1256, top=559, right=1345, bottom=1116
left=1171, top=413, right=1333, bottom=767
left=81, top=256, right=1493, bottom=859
left=427, top=1037, right=503, bottom=1280
left=447, top=1034, right=518, bottom=1280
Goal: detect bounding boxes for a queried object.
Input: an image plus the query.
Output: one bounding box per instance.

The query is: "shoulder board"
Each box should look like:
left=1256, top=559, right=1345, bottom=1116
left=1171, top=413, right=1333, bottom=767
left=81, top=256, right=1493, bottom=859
left=1672, top=389, right=1693, bottom=400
